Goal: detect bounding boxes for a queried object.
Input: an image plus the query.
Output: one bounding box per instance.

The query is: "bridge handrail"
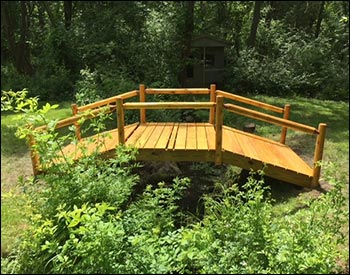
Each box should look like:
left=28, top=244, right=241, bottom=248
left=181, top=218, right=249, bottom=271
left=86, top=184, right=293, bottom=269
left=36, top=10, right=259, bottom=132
left=145, top=88, right=209, bottom=94
left=77, top=90, right=139, bottom=112
left=123, top=102, right=215, bottom=110
left=224, top=103, right=319, bottom=135
left=35, top=105, right=116, bottom=131
left=216, top=90, right=284, bottom=114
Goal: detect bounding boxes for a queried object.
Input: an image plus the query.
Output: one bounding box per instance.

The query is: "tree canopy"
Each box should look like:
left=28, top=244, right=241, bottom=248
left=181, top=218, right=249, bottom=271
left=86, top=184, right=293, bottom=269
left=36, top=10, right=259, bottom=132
left=1, top=1, right=349, bottom=101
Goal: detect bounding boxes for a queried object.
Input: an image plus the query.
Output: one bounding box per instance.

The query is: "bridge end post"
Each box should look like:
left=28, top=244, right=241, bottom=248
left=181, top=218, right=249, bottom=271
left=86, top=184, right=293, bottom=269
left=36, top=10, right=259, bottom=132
left=116, top=97, right=125, bottom=144
left=215, top=95, right=224, bottom=165
left=71, top=103, right=81, bottom=140
left=280, top=104, right=290, bottom=144
left=139, top=84, right=146, bottom=124
left=27, top=124, right=40, bottom=175
left=209, top=84, right=216, bottom=124
left=311, top=123, right=327, bottom=187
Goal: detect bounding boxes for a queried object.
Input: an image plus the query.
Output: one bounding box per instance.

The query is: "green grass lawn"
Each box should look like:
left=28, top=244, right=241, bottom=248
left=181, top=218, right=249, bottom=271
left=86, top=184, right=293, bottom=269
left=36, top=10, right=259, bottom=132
left=1, top=95, right=349, bottom=270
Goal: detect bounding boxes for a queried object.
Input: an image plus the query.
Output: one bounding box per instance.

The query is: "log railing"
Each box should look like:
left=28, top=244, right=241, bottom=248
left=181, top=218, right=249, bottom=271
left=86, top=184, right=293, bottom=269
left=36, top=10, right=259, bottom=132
left=30, top=84, right=326, bottom=187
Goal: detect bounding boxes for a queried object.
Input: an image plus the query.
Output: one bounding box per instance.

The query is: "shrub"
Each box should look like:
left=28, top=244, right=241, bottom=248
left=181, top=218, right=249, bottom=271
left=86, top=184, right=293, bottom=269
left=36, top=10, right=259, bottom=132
left=2, top=91, right=347, bottom=274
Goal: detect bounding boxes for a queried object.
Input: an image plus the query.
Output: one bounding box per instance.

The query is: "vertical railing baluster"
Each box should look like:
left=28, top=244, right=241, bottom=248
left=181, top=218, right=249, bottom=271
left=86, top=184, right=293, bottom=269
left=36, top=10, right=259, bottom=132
left=139, top=84, right=146, bottom=124
left=215, top=95, right=224, bottom=165
left=280, top=104, right=290, bottom=144
left=209, top=84, right=216, bottom=124
left=312, top=123, right=327, bottom=187
left=28, top=125, right=40, bottom=175
left=116, top=97, right=125, bottom=144
left=71, top=103, right=81, bottom=140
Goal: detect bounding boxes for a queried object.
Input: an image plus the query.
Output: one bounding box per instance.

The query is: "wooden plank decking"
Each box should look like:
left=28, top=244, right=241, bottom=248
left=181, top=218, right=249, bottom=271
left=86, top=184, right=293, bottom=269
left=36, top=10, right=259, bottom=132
left=60, top=122, right=313, bottom=187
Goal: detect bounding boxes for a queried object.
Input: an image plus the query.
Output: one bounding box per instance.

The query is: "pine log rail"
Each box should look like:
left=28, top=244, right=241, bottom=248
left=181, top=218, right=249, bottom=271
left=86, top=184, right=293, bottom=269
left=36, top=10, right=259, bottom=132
left=29, top=84, right=327, bottom=189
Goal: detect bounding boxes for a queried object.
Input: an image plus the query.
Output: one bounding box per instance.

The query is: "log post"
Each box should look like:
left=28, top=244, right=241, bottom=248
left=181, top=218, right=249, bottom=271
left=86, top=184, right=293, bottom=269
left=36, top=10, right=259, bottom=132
left=139, top=84, right=146, bottom=124
left=280, top=104, right=290, bottom=144
left=311, top=123, right=327, bottom=187
left=209, top=84, right=216, bottom=124
left=215, top=95, right=224, bottom=165
left=71, top=104, right=81, bottom=140
left=116, top=97, right=125, bottom=145
left=28, top=131, right=40, bottom=176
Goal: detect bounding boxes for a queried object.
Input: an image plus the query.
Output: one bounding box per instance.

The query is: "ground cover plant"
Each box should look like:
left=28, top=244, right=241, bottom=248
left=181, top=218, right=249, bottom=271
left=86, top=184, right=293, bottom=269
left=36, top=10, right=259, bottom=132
left=1, top=90, right=348, bottom=274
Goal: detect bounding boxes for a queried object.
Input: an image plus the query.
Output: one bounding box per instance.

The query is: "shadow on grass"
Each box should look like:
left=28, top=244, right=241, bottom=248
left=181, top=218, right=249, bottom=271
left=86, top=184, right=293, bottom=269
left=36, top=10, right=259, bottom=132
left=260, top=96, right=349, bottom=144
left=1, top=125, right=28, bottom=156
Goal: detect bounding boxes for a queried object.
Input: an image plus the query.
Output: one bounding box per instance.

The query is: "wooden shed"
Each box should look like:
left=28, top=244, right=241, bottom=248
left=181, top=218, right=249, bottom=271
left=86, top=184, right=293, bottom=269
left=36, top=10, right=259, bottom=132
left=185, top=35, right=230, bottom=88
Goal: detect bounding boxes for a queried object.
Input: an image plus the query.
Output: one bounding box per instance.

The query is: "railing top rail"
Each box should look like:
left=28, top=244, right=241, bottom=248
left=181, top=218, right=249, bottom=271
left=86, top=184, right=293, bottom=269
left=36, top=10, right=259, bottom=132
left=146, top=88, right=210, bottom=95
left=78, top=90, right=138, bottom=112
left=224, top=103, right=319, bottom=135
left=123, top=101, right=215, bottom=110
left=36, top=105, right=116, bottom=131
left=216, top=90, right=284, bottom=114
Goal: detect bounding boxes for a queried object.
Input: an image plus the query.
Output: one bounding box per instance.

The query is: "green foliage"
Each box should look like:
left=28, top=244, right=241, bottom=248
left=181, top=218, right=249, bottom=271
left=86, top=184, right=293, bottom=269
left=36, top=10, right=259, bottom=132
left=2, top=2, right=348, bottom=101
left=74, top=69, right=101, bottom=105
left=228, top=21, right=349, bottom=100
left=2, top=92, right=348, bottom=274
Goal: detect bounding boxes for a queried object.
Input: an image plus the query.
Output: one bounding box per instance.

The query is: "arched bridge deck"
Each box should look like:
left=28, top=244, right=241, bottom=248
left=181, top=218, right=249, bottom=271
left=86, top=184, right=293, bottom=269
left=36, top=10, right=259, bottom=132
left=30, top=85, right=327, bottom=189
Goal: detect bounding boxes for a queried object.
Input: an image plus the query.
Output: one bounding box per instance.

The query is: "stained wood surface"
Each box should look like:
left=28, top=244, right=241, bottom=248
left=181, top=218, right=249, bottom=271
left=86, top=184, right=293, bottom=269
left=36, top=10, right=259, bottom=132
left=125, top=123, right=215, bottom=150
left=60, top=122, right=312, bottom=179
left=222, top=126, right=313, bottom=176
left=33, top=86, right=323, bottom=188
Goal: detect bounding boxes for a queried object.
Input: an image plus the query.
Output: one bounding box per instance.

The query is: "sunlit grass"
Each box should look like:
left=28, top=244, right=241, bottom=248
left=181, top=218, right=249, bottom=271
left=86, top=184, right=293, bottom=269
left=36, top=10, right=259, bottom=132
left=1, top=95, right=348, bottom=269
left=1, top=190, right=31, bottom=257
left=1, top=102, right=73, bottom=255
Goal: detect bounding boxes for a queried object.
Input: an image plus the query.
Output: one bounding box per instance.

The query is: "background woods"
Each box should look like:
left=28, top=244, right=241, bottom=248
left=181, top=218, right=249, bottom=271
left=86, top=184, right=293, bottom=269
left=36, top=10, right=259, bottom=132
left=1, top=1, right=349, bottom=273
left=1, top=1, right=348, bottom=101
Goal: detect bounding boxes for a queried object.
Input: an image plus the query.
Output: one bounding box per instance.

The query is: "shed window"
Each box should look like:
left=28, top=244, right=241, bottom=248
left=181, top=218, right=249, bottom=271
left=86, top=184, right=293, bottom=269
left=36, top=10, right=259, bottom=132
left=201, top=54, right=215, bottom=67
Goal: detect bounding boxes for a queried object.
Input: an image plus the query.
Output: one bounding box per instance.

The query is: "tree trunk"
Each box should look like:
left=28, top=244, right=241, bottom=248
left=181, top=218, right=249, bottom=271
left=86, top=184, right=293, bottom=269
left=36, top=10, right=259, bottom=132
left=265, top=1, right=277, bottom=28
left=1, top=1, right=34, bottom=75
left=247, top=1, right=262, bottom=48
left=315, top=1, right=324, bottom=38
left=64, top=1, right=72, bottom=30
left=178, top=1, right=194, bottom=87
left=39, top=1, right=56, bottom=26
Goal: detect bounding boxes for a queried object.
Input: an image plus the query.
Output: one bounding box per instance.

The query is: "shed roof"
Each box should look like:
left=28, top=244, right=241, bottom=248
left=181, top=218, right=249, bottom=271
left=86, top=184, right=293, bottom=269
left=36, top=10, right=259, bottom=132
left=191, top=35, right=230, bottom=48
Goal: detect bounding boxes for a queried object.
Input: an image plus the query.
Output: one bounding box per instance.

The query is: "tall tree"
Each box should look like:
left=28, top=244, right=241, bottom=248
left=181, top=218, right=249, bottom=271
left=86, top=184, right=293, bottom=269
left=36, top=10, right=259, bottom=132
left=247, top=1, right=261, bottom=48
left=178, top=1, right=195, bottom=86
left=1, top=1, right=34, bottom=75
left=38, top=1, right=56, bottom=26
left=315, top=1, right=325, bottom=38
left=64, top=1, right=72, bottom=30
left=265, top=1, right=277, bottom=28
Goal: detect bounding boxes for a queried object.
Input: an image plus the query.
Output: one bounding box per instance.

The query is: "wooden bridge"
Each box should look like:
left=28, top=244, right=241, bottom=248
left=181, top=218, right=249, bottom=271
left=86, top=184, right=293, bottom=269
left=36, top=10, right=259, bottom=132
left=30, top=84, right=327, bottom=188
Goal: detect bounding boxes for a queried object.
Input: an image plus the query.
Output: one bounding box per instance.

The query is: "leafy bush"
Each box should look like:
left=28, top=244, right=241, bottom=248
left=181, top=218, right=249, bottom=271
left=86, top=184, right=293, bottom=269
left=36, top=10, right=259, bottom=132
left=1, top=91, right=347, bottom=274
left=1, top=63, right=74, bottom=102
left=228, top=21, right=349, bottom=100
